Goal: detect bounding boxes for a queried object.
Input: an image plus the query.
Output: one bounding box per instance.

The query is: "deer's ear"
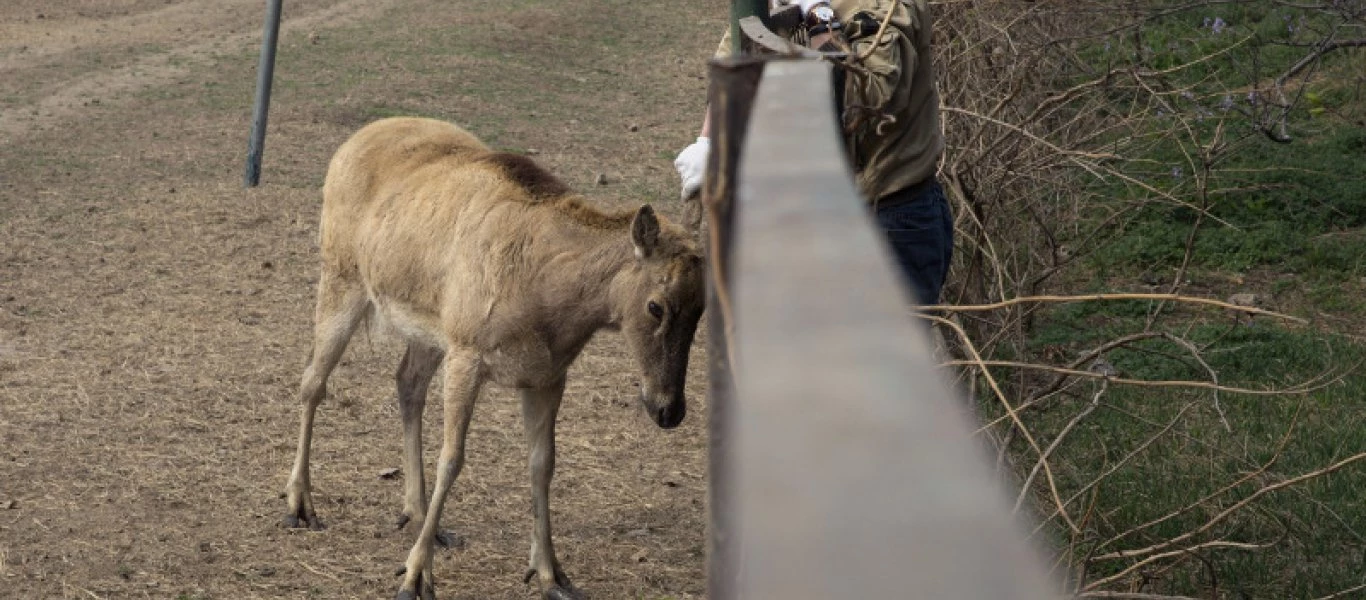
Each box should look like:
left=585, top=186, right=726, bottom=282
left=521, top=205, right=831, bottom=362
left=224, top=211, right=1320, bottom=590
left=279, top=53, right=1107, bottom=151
left=631, top=204, right=660, bottom=259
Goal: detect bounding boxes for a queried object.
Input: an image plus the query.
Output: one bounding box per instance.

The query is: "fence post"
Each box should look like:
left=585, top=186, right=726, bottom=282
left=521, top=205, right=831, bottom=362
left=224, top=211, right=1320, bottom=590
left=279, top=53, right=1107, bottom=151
left=244, top=0, right=284, bottom=187
left=709, top=57, right=1060, bottom=599
left=702, top=55, right=765, bottom=600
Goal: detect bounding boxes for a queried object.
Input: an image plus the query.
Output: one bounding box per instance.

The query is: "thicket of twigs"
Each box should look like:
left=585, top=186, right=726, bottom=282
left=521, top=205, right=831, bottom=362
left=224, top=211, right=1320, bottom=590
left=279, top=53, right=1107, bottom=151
left=924, top=0, right=1366, bottom=597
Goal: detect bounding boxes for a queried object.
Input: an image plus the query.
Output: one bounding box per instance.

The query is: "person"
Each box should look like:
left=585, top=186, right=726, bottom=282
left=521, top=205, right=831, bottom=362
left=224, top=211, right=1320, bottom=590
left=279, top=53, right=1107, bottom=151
left=674, top=0, right=952, bottom=306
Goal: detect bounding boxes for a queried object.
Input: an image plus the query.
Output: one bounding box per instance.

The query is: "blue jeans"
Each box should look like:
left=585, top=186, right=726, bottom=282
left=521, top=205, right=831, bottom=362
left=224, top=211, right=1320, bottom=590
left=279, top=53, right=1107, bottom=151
left=874, top=179, right=953, bottom=305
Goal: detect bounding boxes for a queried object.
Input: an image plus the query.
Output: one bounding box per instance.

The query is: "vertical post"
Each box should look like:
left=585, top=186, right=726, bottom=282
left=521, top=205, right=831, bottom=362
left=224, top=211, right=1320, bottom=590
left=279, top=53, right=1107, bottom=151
left=244, top=0, right=284, bottom=188
left=703, top=55, right=765, bottom=600
left=729, top=0, right=769, bottom=55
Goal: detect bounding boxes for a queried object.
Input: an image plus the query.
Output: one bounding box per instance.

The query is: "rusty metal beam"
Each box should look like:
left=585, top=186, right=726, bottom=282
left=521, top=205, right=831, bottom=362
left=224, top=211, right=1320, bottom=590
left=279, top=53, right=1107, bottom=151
left=710, top=57, right=1060, bottom=599
left=729, top=0, right=769, bottom=55
left=738, top=15, right=818, bottom=57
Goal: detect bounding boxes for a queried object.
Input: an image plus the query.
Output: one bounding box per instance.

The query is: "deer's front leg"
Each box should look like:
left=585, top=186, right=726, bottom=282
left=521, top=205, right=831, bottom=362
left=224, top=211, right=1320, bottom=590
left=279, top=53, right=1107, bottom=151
left=520, top=380, right=579, bottom=600
left=395, top=353, right=482, bottom=600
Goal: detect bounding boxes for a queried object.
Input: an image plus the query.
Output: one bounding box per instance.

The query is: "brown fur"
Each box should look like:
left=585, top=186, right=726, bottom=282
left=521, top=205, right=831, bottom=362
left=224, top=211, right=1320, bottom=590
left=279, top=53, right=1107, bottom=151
left=283, top=117, right=705, bottom=600
left=475, top=152, right=572, bottom=199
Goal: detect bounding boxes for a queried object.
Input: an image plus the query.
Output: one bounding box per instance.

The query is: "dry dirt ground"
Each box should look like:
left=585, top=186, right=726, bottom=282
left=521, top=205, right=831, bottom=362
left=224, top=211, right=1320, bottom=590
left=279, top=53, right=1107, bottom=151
left=0, top=0, right=728, bottom=598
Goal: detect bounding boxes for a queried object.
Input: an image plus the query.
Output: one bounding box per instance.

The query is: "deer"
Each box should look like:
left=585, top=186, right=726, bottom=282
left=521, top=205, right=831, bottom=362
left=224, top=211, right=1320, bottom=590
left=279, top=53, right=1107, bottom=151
left=281, top=117, right=706, bottom=600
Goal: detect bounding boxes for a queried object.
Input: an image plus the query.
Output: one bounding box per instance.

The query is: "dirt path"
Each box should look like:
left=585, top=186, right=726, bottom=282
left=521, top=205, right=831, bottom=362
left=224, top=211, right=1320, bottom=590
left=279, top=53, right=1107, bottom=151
left=0, top=0, right=393, bottom=143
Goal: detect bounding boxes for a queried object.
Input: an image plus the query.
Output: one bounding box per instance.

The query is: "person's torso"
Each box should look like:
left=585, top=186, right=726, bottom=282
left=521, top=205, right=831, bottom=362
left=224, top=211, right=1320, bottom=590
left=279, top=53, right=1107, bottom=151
left=826, top=0, right=943, bottom=204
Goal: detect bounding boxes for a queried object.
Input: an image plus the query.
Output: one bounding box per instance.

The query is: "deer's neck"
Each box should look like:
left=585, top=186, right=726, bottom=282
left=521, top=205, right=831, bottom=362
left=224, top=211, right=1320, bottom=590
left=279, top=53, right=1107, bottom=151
left=534, top=228, right=636, bottom=336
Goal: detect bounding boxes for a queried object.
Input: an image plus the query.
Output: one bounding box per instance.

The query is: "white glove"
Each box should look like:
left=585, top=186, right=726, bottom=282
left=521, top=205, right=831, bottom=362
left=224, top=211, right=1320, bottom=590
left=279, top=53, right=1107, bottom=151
left=674, top=136, right=710, bottom=201
left=790, top=0, right=829, bottom=17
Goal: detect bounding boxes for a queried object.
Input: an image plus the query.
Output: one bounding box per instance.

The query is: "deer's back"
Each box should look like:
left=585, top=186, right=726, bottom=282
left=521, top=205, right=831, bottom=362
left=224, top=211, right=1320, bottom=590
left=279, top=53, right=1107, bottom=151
left=319, top=117, right=557, bottom=345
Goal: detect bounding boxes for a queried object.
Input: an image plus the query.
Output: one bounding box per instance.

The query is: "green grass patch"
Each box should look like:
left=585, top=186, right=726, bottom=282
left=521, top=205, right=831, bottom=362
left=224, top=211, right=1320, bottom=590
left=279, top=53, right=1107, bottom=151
left=1089, top=127, right=1366, bottom=276
left=1004, top=309, right=1366, bottom=596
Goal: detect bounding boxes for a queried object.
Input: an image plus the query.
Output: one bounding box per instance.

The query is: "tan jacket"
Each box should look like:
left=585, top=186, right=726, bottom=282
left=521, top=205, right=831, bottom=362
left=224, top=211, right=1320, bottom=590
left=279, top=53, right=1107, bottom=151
left=715, top=0, right=943, bottom=205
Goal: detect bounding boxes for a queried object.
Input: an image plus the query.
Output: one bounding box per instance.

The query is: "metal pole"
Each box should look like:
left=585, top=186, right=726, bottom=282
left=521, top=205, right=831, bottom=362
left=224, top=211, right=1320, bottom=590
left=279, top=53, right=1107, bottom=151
left=729, top=0, right=769, bottom=55
left=244, top=0, right=284, bottom=187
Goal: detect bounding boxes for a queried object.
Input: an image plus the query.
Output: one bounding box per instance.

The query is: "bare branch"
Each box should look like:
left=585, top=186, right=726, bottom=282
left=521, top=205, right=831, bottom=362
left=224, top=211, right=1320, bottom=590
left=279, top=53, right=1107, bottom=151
left=923, top=293, right=1309, bottom=324
left=936, top=359, right=1345, bottom=396
left=1084, top=451, right=1366, bottom=571
left=1277, top=39, right=1366, bottom=87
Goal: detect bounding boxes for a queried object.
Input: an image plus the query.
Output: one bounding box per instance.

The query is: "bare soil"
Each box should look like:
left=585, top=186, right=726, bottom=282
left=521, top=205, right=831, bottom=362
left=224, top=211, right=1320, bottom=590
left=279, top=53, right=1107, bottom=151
left=0, top=0, right=726, bottom=598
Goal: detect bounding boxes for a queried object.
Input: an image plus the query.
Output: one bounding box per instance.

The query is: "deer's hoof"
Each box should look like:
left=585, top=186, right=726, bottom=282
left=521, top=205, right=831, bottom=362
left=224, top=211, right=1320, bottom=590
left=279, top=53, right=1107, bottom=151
left=545, top=585, right=583, bottom=600
left=394, top=579, right=436, bottom=600
left=282, top=512, right=323, bottom=530
left=394, top=565, right=435, bottom=600
left=434, top=530, right=465, bottom=550
left=526, top=567, right=580, bottom=599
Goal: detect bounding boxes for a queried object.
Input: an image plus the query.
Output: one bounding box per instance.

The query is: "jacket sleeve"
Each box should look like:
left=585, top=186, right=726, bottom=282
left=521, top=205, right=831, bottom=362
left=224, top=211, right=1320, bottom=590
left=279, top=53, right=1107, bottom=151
left=843, top=2, right=917, bottom=111
left=714, top=26, right=734, bottom=59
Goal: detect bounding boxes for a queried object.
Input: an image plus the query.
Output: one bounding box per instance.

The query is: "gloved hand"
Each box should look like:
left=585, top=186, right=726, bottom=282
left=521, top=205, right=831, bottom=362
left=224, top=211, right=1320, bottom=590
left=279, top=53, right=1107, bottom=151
left=791, top=0, right=830, bottom=16
left=674, top=136, right=710, bottom=201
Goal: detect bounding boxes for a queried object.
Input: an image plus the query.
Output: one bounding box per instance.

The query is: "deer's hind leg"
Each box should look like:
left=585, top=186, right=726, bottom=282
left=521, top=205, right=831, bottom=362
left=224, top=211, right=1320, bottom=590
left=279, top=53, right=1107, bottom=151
left=394, top=342, right=443, bottom=532
left=284, top=269, right=369, bottom=530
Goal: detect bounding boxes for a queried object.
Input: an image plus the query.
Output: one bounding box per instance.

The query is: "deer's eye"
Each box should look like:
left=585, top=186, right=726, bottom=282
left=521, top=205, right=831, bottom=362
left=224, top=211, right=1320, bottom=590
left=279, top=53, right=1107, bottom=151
left=648, top=301, right=664, bottom=320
